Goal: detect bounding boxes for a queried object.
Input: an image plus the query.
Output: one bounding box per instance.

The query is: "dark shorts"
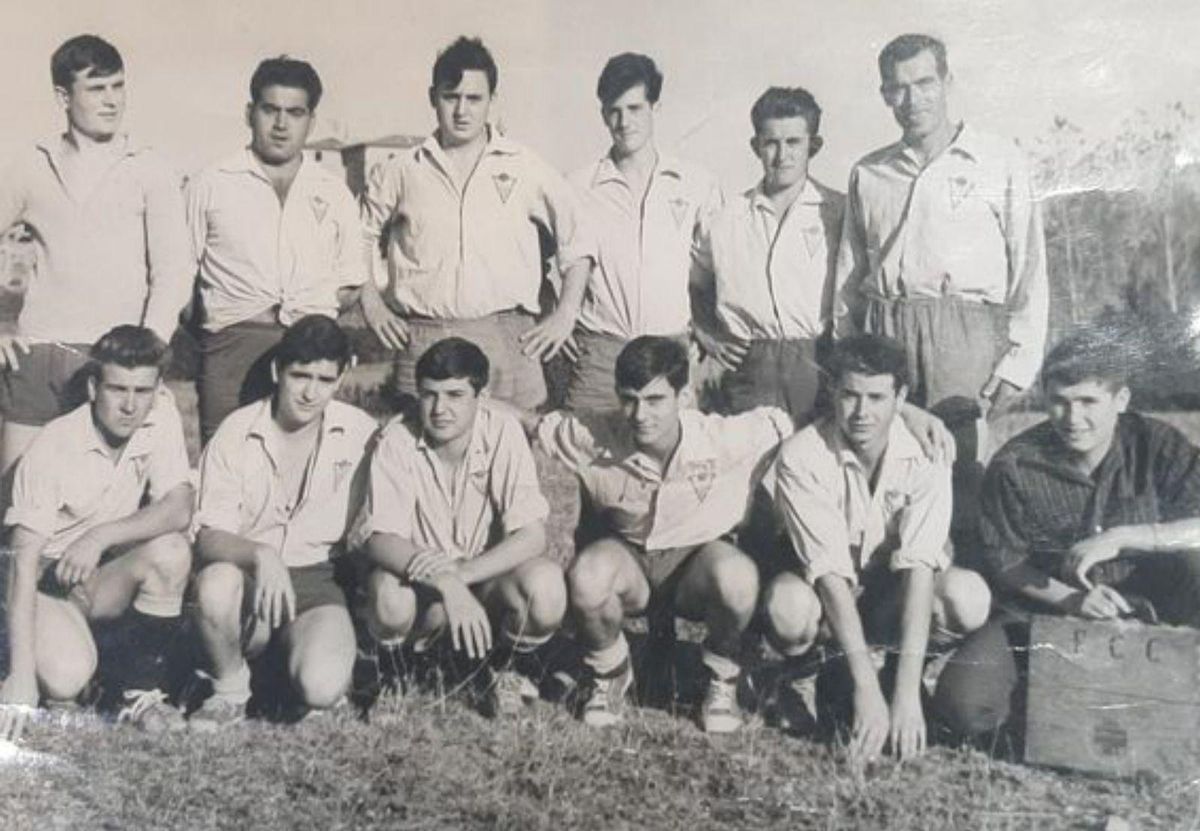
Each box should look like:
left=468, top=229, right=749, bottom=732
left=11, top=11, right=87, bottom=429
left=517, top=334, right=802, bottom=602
left=0, top=341, right=92, bottom=426
left=35, top=546, right=135, bottom=617
left=198, top=320, right=286, bottom=443
left=288, top=560, right=351, bottom=616
left=715, top=337, right=822, bottom=424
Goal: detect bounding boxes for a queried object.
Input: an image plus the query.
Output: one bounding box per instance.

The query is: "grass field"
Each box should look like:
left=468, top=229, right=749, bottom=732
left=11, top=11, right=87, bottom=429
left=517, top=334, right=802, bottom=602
left=3, top=378, right=1200, bottom=830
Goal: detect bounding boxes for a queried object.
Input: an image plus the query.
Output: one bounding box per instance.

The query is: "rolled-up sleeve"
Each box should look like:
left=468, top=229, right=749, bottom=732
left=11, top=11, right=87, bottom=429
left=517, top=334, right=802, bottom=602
left=775, top=444, right=857, bottom=586
left=194, top=431, right=244, bottom=534
left=534, top=410, right=598, bottom=474
left=146, top=395, right=193, bottom=500
left=493, top=415, right=550, bottom=533
left=360, top=428, right=417, bottom=541
left=888, top=460, right=952, bottom=573
left=331, top=183, right=367, bottom=289
left=6, top=442, right=60, bottom=539
left=532, top=158, right=596, bottom=273
left=140, top=155, right=195, bottom=343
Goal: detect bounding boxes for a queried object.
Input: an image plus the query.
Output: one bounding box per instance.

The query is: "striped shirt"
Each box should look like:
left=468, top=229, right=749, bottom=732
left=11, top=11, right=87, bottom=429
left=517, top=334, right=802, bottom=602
left=981, top=413, right=1200, bottom=581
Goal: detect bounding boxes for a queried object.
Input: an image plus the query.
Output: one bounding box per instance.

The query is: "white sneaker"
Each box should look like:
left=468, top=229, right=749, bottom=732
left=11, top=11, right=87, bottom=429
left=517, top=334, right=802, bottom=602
left=117, top=688, right=186, bottom=734
left=700, top=675, right=744, bottom=734
left=579, top=660, right=634, bottom=728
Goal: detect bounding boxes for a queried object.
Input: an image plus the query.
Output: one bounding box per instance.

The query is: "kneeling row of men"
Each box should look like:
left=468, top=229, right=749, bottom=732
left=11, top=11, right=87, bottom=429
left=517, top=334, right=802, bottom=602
left=4, top=315, right=1198, bottom=765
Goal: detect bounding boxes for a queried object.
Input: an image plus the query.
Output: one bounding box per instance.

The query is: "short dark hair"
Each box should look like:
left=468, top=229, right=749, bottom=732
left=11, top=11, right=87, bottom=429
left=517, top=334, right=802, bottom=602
left=1041, top=328, right=1130, bottom=392
left=415, top=337, right=490, bottom=393
left=51, top=34, right=123, bottom=89
left=827, top=334, right=909, bottom=392
left=432, top=36, right=497, bottom=94
left=878, top=33, right=949, bottom=81
left=250, top=57, right=323, bottom=109
left=597, top=53, right=663, bottom=106
left=615, top=336, right=689, bottom=393
left=273, top=315, right=353, bottom=374
left=89, top=325, right=168, bottom=377
left=750, top=87, right=822, bottom=136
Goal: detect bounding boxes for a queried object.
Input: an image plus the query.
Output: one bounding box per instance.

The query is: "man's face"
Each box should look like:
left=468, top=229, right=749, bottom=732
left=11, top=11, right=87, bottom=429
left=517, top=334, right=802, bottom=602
left=617, top=375, right=682, bottom=451
left=602, top=83, right=656, bottom=159
left=833, top=371, right=906, bottom=453
left=58, top=69, right=126, bottom=142
left=88, top=363, right=159, bottom=446
left=1045, top=379, right=1129, bottom=463
left=432, top=70, right=492, bottom=148
left=418, top=376, right=481, bottom=447
left=751, top=116, right=813, bottom=194
left=880, top=49, right=950, bottom=142
left=273, top=358, right=343, bottom=431
left=248, top=85, right=314, bottom=166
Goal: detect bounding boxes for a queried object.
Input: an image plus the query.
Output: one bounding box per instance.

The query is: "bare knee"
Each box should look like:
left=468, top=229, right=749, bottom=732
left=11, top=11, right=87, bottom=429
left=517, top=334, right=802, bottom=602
left=195, top=562, right=245, bottom=625
left=763, top=573, right=821, bottom=654
left=367, top=570, right=417, bottom=641
left=290, top=612, right=355, bottom=708
left=566, top=541, right=625, bottom=611
left=141, top=533, right=193, bottom=593
left=705, top=548, right=760, bottom=616
left=35, top=604, right=97, bottom=700
left=512, top=559, right=567, bottom=633
left=936, top=567, right=991, bottom=635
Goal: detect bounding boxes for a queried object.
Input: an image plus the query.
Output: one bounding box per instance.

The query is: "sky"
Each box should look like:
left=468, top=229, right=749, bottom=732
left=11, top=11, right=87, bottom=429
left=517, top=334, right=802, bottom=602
left=2, top=0, right=1199, bottom=190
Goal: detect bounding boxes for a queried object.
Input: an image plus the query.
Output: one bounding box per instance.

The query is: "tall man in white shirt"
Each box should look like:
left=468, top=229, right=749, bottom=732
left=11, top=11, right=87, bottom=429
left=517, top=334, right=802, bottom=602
left=692, top=86, right=843, bottom=423
left=187, top=57, right=367, bottom=443
left=566, top=53, right=722, bottom=413
left=359, top=36, right=595, bottom=411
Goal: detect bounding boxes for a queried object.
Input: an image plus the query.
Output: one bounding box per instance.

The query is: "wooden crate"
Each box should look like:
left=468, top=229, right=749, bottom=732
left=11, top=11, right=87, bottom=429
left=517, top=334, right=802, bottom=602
left=1025, top=615, right=1200, bottom=776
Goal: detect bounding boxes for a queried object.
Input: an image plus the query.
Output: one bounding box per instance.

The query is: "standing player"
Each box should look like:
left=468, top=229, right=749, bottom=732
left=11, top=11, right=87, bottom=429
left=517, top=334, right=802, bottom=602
left=565, top=53, right=722, bottom=412
left=187, top=57, right=366, bottom=443
left=0, top=326, right=193, bottom=739
left=359, top=337, right=562, bottom=716
left=834, top=33, right=1047, bottom=551
left=693, top=86, right=843, bottom=423
left=0, top=35, right=192, bottom=471
left=768, top=335, right=990, bottom=761
left=359, top=36, right=595, bottom=411
left=190, top=316, right=377, bottom=726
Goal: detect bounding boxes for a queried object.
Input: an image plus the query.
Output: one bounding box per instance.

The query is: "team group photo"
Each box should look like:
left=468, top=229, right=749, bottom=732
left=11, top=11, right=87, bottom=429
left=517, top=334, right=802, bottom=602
left=1, top=1, right=1199, bottom=828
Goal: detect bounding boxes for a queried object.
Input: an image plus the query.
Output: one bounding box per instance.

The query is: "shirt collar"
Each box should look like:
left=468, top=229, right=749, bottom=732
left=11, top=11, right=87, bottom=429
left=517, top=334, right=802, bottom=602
left=218, top=147, right=314, bottom=182
left=38, top=132, right=142, bottom=165
left=246, top=398, right=349, bottom=464
left=68, top=393, right=163, bottom=460
left=825, top=417, right=922, bottom=471
left=414, top=405, right=492, bottom=475
left=892, top=121, right=979, bottom=167
left=619, top=409, right=717, bottom=481
left=591, top=150, right=685, bottom=187
left=747, top=176, right=827, bottom=214
left=420, top=127, right=520, bottom=165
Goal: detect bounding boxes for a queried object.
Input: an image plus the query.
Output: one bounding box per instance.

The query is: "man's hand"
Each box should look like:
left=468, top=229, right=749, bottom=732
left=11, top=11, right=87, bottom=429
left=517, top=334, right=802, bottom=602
left=253, top=547, right=296, bottom=629
left=0, top=673, right=38, bottom=742
left=1065, top=531, right=1125, bottom=589
left=1063, top=584, right=1133, bottom=620
left=54, top=531, right=107, bottom=589
left=849, top=680, right=891, bottom=764
left=406, top=549, right=459, bottom=585
left=360, top=290, right=409, bottom=351
left=432, top=574, right=492, bottom=660
left=899, top=404, right=957, bottom=463
left=693, top=327, right=749, bottom=371
left=888, top=690, right=927, bottom=761
left=519, top=311, right=576, bottom=362
left=980, top=374, right=1020, bottom=411
left=0, top=335, right=31, bottom=372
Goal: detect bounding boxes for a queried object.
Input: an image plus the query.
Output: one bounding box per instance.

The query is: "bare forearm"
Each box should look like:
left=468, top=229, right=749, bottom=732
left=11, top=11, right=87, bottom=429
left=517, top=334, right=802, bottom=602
left=893, top=567, right=934, bottom=703
left=553, top=261, right=589, bottom=319
left=196, top=528, right=265, bottom=569
left=455, top=523, right=547, bottom=587
left=89, top=485, right=193, bottom=551
left=365, top=532, right=420, bottom=577
left=998, top=561, right=1078, bottom=612
left=817, top=575, right=879, bottom=690
left=1104, top=518, right=1200, bottom=553
left=5, top=532, right=46, bottom=681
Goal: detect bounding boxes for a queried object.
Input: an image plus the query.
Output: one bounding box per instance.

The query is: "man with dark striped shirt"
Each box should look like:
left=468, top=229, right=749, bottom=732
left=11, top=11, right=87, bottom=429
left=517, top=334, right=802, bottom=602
left=933, top=329, right=1200, bottom=739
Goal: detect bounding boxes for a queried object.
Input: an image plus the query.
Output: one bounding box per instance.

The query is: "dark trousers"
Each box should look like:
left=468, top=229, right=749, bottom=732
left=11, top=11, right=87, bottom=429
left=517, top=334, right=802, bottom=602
left=198, top=321, right=286, bottom=444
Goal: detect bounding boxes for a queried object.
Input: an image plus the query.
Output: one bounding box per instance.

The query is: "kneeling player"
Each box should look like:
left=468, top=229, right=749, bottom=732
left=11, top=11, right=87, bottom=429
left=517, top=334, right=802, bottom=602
left=0, top=326, right=193, bottom=739
left=536, top=336, right=792, bottom=733
left=360, top=337, right=561, bottom=716
left=768, top=335, right=990, bottom=761
left=191, top=315, right=377, bottom=727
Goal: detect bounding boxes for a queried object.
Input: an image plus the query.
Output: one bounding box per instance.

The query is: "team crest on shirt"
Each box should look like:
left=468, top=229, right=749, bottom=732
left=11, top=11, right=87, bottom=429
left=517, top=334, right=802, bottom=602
left=684, top=459, right=718, bottom=502
left=310, top=195, right=329, bottom=224
left=947, top=175, right=975, bottom=210
left=882, top=489, right=912, bottom=515
left=493, top=172, right=517, bottom=204
left=800, top=225, right=825, bottom=258
left=332, top=459, right=354, bottom=491
left=669, top=197, right=691, bottom=230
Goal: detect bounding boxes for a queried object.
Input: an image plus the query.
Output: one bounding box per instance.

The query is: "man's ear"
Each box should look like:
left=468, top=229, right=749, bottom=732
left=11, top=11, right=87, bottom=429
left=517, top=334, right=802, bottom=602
left=54, top=85, right=71, bottom=112
left=269, top=362, right=279, bottom=385
left=678, top=385, right=696, bottom=411
left=86, top=373, right=97, bottom=403
left=428, top=86, right=438, bottom=108
left=749, top=135, right=760, bottom=156
left=808, top=135, right=824, bottom=158
left=245, top=102, right=255, bottom=130
left=1115, top=385, right=1131, bottom=412
left=896, top=383, right=908, bottom=409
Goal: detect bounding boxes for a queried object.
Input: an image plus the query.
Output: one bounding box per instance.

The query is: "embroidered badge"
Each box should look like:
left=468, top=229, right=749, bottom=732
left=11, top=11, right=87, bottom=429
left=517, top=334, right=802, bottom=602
left=310, top=195, right=329, bottom=223
left=947, top=175, right=975, bottom=210
left=801, top=226, right=825, bottom=258
left=332, top=459, right=354, bottom=491
left=684, top=459, right=718, bottom=503
left=883, top=489, right=912, bottom=514
left=493, top=172, right=517, bottom=204
left=669, top=197, right=690, bottom=231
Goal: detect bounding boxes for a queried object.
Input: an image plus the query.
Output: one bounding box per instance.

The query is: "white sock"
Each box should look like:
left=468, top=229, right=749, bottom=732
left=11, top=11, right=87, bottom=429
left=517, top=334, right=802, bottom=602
left=584, top=633, right=630, bottom=676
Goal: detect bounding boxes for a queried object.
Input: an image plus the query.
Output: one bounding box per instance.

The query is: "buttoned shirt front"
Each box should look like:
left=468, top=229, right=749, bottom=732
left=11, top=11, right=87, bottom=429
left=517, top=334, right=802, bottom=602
left=362, top=132, right=595, bottom=319
left=187, top=149, right=366, bottom=332
left=358, top=400, right=549, bottom=559
left=569, top=153, right=722, bottom=338
left=195, top=399, right=378, bottom=568
left=834, top=124, right=1048, bottom=388
left=775, top=417, right=952, bottom=586
left=981, top=413, right=1200, bottom=581
left=696, top=178, right=844, bottom=341
left=537, top=406, right=792, bottom=550
left=0, top=134, right=193, bottom=343
left=6, top=388, right=191, bottom=559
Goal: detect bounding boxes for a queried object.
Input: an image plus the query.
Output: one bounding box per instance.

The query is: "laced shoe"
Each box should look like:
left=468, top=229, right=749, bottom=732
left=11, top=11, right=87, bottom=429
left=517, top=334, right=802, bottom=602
left=187, top=692, right=249, bottom=733
left=699, top=674, right=744, bottom=734
left=480, top=667, right=539, bottom=718
left=116, top=688, right=186, bottom=734
left=578, top=659, right=634, bottom=728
